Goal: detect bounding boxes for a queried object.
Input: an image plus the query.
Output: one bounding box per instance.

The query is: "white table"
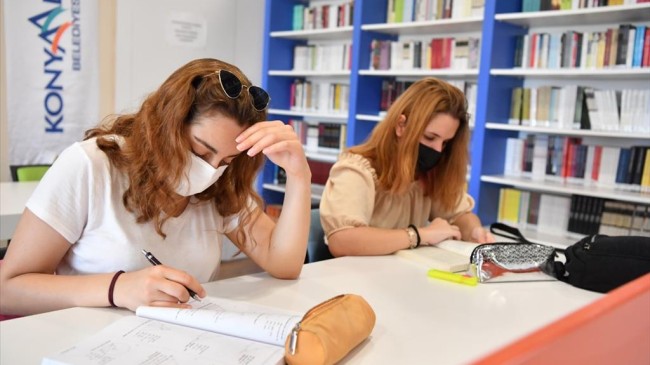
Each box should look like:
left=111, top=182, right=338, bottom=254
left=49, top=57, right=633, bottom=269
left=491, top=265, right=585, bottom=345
left=0, top=256, right=603, bottom=364
left=0, top=181, right=39, bottom=240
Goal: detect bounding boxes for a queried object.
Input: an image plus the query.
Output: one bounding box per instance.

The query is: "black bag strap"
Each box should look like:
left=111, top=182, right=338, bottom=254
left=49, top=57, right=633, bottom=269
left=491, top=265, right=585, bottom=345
left=489, top=223, right=534, bottom=244
left=490, top=222, right=566, bottom=254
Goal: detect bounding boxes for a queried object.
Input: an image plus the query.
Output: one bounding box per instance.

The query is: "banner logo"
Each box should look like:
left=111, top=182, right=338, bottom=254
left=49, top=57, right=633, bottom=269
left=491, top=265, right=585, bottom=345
left=27, top=0, right=82, bottom=133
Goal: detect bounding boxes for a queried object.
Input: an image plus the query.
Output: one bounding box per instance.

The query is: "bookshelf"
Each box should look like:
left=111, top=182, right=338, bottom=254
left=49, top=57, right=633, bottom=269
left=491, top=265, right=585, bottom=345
left=260, top=0, right=650, bottom=241
left=260, top=0, right=355, bottom=204
left=361, top=16, right=483, bottom=34
left=490, top=68, right=650, bottom=79
left=473, top=1, right=650, bottom=240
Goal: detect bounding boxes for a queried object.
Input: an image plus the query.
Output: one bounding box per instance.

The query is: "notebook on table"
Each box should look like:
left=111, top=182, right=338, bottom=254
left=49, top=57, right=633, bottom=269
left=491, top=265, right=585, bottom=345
left=396, top=239, right=480, bottom=273
left=42, top=297, right=302, bottom=365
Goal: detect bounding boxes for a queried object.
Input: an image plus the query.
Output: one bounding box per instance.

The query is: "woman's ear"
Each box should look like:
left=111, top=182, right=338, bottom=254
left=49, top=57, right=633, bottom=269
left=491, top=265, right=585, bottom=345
left=395, top=114, right=407, bottom=137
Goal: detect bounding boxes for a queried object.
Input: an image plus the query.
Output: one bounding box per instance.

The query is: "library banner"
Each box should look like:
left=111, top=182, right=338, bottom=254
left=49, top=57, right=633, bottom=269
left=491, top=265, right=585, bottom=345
left=4, top=0, right=99, bottom=165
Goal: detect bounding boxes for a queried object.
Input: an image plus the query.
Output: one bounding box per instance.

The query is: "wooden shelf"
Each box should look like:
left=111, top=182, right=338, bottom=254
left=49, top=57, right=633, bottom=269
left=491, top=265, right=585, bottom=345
left=495, top=4, right=650, bottom=28
left=268, top=109, right=348, bottom=122
left=270, top=26, right=353, bottom=40
left=481, top=175, right=650, bottom=205
left=305, top=150, right=339, bottom=163
left=360, top=69, right=479, bottom=78
left=268, top=70, right=351, bottom=77
left=490, top=68, right=650, bottom=80
left=485, top=123, right=650, bottom=139
left=263, top=183, right=324, bottom=200
left=362, top=17, right=483, bottom=35
left=356, top=114, right=383, bottom=122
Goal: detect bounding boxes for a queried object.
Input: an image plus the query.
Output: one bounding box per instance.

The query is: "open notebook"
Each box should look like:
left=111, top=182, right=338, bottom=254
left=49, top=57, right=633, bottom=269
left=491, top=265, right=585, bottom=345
left=396, top=239, right=481, bottom=272
left=42, top=297, right=302, bottom=365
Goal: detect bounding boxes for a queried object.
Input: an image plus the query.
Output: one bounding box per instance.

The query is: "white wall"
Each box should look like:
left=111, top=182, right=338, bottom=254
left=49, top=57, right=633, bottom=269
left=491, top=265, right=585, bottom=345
left=115, top=0, right=264, bottom=113
left=0, top=0, right=8, bottom=182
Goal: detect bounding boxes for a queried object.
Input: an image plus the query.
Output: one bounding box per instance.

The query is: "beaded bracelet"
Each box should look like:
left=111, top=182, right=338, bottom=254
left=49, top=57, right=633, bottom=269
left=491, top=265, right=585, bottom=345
left=108, top=270, right=125, bottom=308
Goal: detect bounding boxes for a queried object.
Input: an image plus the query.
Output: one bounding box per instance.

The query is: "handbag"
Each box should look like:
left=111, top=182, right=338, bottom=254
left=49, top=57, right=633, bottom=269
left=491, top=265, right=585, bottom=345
left=480, top=223, right=650, bottom=292
left=284, top=294, right=376, bottom=365
left=555, top=234, right=650, bottom=293
left=470, top=223, right=559, bottom=283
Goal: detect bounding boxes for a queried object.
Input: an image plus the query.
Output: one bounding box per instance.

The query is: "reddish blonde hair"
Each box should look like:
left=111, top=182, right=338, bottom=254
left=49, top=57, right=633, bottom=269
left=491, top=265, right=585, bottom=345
left=349, top=77, right=470, bottom=213
left=85, top=58, right=265, bottom=245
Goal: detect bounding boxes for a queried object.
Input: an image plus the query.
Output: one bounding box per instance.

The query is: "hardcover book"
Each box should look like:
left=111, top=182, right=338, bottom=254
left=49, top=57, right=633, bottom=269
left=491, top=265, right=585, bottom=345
left=397, top=239, right=481, bottom=272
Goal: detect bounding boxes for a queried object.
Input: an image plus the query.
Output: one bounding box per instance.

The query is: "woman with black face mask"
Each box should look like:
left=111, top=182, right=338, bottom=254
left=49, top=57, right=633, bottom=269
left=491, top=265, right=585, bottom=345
left=319, top=77, right=494, bottom=257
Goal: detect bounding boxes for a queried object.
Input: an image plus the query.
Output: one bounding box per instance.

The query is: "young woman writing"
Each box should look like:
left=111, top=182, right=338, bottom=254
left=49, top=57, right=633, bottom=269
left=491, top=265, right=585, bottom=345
left=0, top=58, right=312, bottom=315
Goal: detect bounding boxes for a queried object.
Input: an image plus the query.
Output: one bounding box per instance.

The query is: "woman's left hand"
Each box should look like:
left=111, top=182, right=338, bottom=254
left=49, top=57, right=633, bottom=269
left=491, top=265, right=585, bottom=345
left=235, top=121, right=310, bottom=178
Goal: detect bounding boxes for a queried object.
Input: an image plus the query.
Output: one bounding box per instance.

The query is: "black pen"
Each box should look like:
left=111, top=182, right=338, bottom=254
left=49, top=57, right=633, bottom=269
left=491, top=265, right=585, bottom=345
left=141, top=249, right=201, bottom=301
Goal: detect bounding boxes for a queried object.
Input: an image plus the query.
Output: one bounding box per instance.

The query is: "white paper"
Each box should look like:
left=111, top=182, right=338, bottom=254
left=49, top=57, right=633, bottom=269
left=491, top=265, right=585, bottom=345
left=436, top=240, right=480, bottom=257
left=43, top=297, right=302, bottom=365
left=136, top=296, right=302, bottom=346
left=42, top=316, right=285, bottom=365
left=165, top=11, right=207, bottom=48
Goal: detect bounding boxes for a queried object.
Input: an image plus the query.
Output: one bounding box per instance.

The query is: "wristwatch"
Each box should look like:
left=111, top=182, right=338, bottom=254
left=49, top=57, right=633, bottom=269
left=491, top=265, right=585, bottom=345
left=406, top=226, right=418, bottom=249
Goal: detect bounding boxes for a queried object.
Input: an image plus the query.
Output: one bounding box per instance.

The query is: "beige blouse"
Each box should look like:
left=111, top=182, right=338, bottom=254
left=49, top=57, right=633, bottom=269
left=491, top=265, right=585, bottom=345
left=320, top=152, right=475, bottom=239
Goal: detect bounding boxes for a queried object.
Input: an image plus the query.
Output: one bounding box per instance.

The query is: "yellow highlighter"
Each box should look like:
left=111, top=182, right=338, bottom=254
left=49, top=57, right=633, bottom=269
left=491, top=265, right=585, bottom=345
left=427, top=269, right=478, bottom=287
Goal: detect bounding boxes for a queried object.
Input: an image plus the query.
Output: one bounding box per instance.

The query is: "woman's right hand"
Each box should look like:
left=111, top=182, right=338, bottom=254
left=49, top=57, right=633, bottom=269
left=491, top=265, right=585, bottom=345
left=418, top=218, right=461, bottom=246
left=112, top=265, right=206, bottom=311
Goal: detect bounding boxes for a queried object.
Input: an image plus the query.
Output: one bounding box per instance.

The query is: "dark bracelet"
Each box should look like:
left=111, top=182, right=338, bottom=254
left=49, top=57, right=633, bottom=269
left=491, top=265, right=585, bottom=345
left=108, top=270, right=125, bottom=308
left=408, top=224, right=421, bottom=247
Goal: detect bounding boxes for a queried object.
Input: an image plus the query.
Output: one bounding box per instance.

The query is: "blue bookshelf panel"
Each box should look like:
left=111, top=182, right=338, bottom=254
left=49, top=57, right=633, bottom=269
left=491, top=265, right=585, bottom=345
left=262, top=188, right=286, bottom=206
left=485, top=76, right=523, bottom=124
left=353, top=76, right=384, bottom=115
left=349, top=119, right=377, bottom=147
left=493, top=0, right=522, bottom=14
left=476, top=181, right=502, bottom=225
left=490, top=23, right=527, bottom=69
left=358, top=0, right=388, bottom=24
left=266, top=77, right=295, bottom=110
left=258, top=158, right=285, bottom=205
left=267, top=0, right=298, bottom=32
left=266, top=38, right=300, bottom=71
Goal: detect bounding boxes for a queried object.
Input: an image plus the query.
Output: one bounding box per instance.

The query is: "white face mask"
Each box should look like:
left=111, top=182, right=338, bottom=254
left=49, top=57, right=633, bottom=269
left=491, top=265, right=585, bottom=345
left=175, top=153, right=228, bottom=196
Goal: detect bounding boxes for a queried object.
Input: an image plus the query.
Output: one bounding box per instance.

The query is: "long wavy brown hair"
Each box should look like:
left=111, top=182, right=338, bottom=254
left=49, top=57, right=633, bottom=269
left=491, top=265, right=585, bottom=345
left=349, top=77, right=470, bottom=213
left=85, top=58, right=266, bottom=246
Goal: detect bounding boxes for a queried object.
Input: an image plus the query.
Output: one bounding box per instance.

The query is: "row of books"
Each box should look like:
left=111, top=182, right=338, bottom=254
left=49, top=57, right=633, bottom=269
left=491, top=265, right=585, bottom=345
left=522, top=0, right=650, bottom=12
left=379, top=79, right=477, bottom=125
left=498, top=187, right=650, bottom=237
left=386, top=0, right=484, bottom=23
left=289, top=80, right=350, bottom=115
left=274, top=160, right=334, bottom=187
left=513, top=24, right=650, bottom=70
left=369, top=37, right=480, bottom=71
left=380, top=80, right=414, bottom=112
left=509, top=85, right=650, bottom=133
left=291, top=2, right=354, bottom=31
left=293, top=43, right=352, bottom=72
left=288, top=120, right=347, bottom=153
left=504, top=135, right=650, bottom=191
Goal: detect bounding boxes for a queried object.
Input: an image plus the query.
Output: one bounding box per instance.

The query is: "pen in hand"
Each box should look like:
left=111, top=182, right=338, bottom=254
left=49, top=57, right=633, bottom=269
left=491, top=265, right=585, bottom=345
left=141, top=249, right=202, bottom=302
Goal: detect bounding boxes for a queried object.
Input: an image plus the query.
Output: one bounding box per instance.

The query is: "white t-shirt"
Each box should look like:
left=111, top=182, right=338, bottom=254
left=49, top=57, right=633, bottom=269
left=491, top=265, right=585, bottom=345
left=26, top=137, right=244, bottom=282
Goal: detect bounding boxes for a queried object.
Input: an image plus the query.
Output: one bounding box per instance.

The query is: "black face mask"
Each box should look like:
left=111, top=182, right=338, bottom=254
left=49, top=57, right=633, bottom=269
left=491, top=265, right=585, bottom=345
left=416, top=143, right=442, bottom=173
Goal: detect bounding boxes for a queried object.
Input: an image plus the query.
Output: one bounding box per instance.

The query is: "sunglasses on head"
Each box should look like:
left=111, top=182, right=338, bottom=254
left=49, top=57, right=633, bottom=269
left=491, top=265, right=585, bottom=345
left=217, top=69, right=270, bottom=111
